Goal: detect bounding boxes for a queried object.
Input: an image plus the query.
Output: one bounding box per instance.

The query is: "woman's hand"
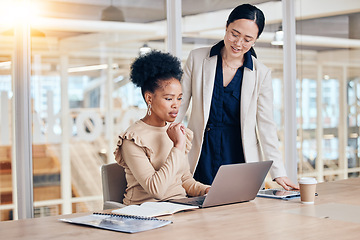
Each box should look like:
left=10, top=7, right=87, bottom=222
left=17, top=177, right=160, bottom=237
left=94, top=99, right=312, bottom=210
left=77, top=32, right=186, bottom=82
left=274, top=176, right=299, bottom=190
left=167, top=123, right=186, bottom=151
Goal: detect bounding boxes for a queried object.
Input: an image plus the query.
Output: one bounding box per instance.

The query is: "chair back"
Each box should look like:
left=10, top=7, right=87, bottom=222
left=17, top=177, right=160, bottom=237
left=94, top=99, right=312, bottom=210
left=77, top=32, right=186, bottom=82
left=101, top=162, right=126, bottom=204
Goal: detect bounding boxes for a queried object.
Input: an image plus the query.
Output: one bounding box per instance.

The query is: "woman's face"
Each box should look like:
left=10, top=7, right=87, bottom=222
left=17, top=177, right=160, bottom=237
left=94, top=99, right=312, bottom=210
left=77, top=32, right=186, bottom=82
left=145, top=78, right=182, bottom=126
left=224, top=19, right=259, bottom=58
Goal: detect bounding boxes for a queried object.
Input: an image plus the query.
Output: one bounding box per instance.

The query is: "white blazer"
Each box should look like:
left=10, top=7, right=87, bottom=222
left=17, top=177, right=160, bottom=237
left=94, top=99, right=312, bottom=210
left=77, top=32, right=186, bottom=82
left=176, top=46, right=287, bottom=179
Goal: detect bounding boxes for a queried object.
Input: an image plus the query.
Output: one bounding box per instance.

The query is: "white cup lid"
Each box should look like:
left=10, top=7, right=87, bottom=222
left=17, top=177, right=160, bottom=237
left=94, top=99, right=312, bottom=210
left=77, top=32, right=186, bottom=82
left=299, top=177, right=317, bottom=184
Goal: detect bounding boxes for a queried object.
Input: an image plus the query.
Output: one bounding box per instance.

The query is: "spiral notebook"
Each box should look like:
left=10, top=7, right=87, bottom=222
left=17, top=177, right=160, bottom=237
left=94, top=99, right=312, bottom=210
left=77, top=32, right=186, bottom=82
left=59, top=212, right=172, bottom=233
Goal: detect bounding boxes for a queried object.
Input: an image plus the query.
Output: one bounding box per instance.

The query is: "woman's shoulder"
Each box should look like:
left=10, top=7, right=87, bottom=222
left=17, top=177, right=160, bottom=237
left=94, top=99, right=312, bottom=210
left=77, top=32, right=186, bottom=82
left=189, top=46, right=212, bottom=59
left=114, top=120, right=154, bottom=166
left=122, top=120, right=146, bottom=134
left=251, top=56, right=270, bottom=72
left=118, top=120, right=157, bottom=145
left=184, top=127, right=193, bottom=139
left=184, top=127, right=193, bottom=154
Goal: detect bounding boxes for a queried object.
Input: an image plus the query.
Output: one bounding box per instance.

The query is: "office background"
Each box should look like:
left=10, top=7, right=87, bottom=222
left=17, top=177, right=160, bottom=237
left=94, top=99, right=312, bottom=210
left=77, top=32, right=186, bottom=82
left=0, top=0, right=359, bottom=221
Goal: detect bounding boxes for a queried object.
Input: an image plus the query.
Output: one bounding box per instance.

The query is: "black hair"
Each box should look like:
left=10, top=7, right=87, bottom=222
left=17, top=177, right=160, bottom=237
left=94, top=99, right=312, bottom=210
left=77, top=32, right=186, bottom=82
left=226, top=4, right=265, bottom=58
left=130, top=50, right=183, bottom=98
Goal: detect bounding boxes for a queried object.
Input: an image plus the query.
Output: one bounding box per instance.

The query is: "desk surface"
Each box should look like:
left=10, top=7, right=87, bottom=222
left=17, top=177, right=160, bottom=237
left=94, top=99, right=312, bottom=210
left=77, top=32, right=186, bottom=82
left=1, top=178, right=360, bottom=240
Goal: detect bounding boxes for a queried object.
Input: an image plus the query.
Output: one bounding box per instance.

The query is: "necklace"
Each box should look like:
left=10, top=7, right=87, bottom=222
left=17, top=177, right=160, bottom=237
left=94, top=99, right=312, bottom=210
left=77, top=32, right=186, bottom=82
left=222, top=58, right=242, bottom=71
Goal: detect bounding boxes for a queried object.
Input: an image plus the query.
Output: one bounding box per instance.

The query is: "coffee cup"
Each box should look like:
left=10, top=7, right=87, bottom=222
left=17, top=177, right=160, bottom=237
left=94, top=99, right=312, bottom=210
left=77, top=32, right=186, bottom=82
left=299, top=177, right=317, bottom=204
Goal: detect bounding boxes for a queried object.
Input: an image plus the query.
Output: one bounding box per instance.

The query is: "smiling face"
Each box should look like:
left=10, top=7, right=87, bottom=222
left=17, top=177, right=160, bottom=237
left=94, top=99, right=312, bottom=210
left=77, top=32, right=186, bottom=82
left=224, top=19, right=258, bottom=58
left=144, top=78, right=182, bottom=126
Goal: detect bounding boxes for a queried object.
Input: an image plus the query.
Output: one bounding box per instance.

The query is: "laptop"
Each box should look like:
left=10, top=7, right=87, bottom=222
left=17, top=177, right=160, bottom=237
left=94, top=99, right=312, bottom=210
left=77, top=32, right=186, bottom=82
left=169, top=161, right=273, bottom=208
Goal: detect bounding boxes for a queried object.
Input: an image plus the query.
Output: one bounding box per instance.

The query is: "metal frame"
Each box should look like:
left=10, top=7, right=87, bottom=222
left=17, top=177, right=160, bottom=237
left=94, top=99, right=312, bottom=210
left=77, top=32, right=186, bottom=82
left=283, top=0, right=298, bottom=183
left=13, top=6, right=34, bottom=219
left=60, top=54, right=72, bottom=214
left=166, top=0, right=182, bottom=57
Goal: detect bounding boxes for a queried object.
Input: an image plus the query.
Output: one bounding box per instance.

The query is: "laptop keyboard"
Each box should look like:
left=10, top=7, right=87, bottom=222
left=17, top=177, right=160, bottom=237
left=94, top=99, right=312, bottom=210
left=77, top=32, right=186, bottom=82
left=188, top=198, right=205, bottom=206
left=169, top=195, right=206, bottom=206
left=187, top=196, right=205, bottom=206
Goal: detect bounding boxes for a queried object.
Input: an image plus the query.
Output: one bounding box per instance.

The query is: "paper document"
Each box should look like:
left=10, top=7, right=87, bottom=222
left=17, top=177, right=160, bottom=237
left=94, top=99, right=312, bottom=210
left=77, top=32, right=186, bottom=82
left=112, top=201, right=199, bottom=217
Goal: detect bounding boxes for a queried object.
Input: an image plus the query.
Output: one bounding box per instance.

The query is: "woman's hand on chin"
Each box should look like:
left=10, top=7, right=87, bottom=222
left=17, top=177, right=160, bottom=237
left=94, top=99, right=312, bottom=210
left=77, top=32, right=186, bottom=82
left=167, top=123, right=186, bottom=151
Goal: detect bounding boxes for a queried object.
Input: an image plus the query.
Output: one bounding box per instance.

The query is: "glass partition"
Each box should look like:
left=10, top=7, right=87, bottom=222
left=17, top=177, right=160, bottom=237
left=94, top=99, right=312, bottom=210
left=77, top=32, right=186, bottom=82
left=0, top=33, right=13, bottom=221
left=297, top=0, right=360, bottom=182
left=0, top=0, right=166, bottom=221
left=348, top=67, right=360, bottom=178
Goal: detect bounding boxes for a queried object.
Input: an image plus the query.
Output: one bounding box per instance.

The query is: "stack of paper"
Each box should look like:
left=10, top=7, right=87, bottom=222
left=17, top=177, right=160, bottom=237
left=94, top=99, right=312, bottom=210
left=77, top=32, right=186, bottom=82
left=112, top=201, right=199, bottom=217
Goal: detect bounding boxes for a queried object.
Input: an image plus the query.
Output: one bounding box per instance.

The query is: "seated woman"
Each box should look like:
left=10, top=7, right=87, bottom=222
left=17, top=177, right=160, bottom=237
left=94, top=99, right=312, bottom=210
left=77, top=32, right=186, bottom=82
left=114, top=51, right=210, bottom=205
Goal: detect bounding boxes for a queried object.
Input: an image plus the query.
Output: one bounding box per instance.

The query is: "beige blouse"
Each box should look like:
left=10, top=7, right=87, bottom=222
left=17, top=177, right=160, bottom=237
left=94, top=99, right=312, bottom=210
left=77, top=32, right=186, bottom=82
left=114, top=120, right=209, bottom=205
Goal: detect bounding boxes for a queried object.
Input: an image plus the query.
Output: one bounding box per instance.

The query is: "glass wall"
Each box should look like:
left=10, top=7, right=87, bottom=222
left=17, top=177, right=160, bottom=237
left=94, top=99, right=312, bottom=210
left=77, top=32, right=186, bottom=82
left=32, top=1, right=167, bottom=218
left=296, top=1, right=360, bottom=182
left=0, top=0, right=166, bottom=221
left=348, top=66, right=360, bottom=177
left=0, top=31, right=13, bottom=221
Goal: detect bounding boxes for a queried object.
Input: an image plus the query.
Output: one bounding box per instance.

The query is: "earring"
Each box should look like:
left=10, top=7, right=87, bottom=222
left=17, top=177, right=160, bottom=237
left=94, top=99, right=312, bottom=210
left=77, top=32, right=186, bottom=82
left=147, top=104, right=152, bottom=116
left=252, top=43, right=256, bottom=47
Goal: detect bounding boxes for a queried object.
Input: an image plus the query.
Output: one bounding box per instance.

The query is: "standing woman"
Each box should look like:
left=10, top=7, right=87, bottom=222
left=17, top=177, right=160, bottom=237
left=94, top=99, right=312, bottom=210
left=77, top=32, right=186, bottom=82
left=176, top=4, right=298, bottom=190
left=114, top=51, right=209, bottom=205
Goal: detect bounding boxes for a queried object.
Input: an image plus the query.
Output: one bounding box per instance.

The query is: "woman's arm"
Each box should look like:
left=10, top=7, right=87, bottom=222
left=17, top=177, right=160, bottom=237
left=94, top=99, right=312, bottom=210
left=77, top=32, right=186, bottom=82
left=181, top=170, right=210, bottom=197
left=121, top=140, right=185, bottom=200
left=256, top=68, right=297, bottom=189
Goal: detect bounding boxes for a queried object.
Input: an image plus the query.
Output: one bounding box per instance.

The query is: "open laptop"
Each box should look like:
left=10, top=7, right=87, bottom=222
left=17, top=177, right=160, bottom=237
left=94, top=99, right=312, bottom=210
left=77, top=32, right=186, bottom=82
left=169, top=161, right=273, bottom=208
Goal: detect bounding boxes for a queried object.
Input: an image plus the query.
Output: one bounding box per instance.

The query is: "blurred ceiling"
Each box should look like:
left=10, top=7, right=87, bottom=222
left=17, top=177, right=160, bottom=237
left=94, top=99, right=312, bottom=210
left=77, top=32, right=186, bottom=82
left=0, top=0, right=360, bottom=76
left=41, top=0, right=270, bottom=22
left=34, top=0, right=360, bottom=50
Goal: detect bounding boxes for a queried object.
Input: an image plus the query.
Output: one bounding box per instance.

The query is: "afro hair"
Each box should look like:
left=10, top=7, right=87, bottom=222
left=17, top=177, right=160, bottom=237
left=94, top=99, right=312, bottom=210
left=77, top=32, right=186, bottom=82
left=130, top=50, right=183, bottom=95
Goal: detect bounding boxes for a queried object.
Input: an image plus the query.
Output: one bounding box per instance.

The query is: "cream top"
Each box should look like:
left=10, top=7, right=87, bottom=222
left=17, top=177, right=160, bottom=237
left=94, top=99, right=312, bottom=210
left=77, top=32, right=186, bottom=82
left=114, top=120, right=209, bottom=205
